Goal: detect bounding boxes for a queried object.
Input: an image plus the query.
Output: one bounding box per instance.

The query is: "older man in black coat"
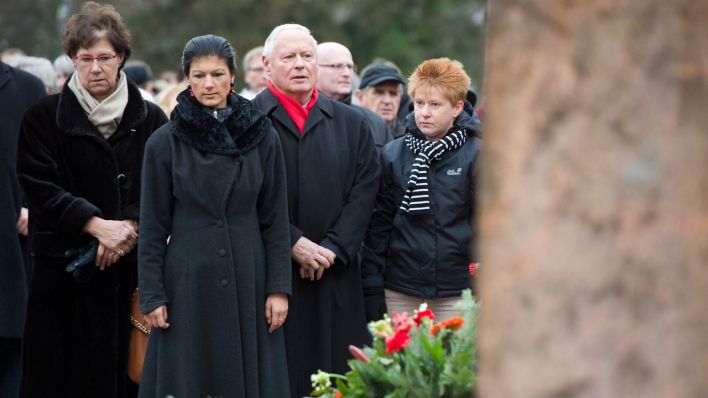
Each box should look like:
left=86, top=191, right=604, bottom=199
left=253, top=24, right=380, bottom=397
left=0, top=60, right=45, bottom=397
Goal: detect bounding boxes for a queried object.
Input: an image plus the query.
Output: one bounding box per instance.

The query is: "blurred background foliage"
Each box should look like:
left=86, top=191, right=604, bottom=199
left=0, top=0, right=487, bottom=90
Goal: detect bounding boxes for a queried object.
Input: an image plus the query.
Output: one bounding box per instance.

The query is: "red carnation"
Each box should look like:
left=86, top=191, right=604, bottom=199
left=385, top=329, right=411, bottom=355
left=413, top=308, right=435, bottom=326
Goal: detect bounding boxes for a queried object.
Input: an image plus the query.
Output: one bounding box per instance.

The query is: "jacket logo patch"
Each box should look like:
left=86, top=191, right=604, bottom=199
left=447, top=168, right=462, bottom=176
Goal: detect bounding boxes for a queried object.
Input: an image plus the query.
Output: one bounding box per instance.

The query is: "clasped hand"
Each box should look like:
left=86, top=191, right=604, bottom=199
left=291, top=236, right=336, bottom=281
left=84, top=217, right=138, bottom=270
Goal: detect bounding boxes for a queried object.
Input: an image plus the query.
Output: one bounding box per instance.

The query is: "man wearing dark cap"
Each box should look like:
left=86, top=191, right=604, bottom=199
left=356, top=63, right=406, bottom=139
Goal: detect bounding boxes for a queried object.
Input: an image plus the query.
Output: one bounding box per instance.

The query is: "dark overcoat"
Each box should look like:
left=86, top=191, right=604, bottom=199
left=0, top=61, right=45, bottom=338
left=253, top=89, right=380, bottom=397
left=15, top=79, right=167, bottom=398
left=138, top=91, right=292, bottom=398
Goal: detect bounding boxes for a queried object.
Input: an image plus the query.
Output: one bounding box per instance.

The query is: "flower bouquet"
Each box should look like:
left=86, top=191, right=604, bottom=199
left=310, top=289, right=478, bottom=398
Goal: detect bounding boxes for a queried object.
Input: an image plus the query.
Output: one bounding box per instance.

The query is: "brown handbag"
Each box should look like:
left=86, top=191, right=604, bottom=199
left=128, top=288, right=150, bottom=384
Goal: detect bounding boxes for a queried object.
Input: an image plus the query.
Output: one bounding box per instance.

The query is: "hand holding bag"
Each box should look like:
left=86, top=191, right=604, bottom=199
left=128, top=288, right=150, bottom=384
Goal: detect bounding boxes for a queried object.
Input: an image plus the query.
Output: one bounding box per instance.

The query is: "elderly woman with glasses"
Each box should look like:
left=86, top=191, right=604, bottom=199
left=15, top=2, right=167, bottom=397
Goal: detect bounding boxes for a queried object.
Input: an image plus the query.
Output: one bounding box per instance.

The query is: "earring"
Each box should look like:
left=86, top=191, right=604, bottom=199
left=230, top=82, right=235, bottom=96
left=187, top=85, right=194, bottom=98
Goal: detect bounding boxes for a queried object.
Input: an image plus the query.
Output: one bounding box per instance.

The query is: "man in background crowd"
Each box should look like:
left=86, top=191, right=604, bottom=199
left=356, top=63, right=407, bottom=139
left=239, top=45, right=267, bottom=99
left=316, top=42, right=391, bottom=152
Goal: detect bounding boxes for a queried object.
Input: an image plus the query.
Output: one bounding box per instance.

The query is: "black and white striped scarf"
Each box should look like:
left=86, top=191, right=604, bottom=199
left=399, top=128, right=468, bottom=215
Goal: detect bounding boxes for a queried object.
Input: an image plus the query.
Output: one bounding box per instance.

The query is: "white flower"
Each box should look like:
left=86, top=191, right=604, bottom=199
left=310, top=369, right=332, bottom=392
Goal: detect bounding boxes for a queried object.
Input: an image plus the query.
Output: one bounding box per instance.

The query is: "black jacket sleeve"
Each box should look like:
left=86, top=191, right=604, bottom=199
left=319, top=117, right=380, bottom=267
left=360, top=149, right=397, bottom=291
left=257, top=130, right=293, bottom=296
left=16, top=106, right=102, bottom=239
left=138, top=130, right=173, bottom=313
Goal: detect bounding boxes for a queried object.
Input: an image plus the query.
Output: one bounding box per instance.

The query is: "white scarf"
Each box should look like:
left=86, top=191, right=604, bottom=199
left=68, top=70, right=129, bottom=139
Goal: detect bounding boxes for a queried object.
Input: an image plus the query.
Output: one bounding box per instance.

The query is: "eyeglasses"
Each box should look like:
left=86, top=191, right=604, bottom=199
left=319, top=63, right=357, bottom=73
left=73, top=53, right=119, bottom=66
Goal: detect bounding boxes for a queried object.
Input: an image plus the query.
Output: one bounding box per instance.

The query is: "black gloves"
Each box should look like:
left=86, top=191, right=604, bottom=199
left=363, top=287, right=387, bottom=323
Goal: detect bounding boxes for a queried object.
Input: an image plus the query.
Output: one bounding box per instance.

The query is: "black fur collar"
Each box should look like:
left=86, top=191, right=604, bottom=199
left=56, top=74, right=148, bottom=136
left=171, top=90, right=269, bottom=156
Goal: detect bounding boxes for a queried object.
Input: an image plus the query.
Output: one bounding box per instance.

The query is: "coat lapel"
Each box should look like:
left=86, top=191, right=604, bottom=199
left=301, top=96, right=332, bottom=137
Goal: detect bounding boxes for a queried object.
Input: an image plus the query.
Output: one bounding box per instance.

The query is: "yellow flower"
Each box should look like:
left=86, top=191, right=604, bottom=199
left=368, top=315, right=394, bottom=338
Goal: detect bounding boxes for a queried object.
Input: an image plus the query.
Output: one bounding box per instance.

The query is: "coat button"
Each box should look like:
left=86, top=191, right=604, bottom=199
left=116, top=173, right=127, bottom=185
left=220, top=279, right=228, bottom=287
left=216, top=220, right=224, bottom=227
left=217, top=249, right=226, bottom=257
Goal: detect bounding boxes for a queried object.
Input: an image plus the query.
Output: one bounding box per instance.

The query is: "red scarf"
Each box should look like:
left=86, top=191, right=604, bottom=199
left=267, top=80, right=318, bottom=134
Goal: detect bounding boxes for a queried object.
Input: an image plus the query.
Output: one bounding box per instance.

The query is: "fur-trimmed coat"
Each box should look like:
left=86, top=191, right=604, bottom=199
left=138, top=91, right=291, bottom=398
left=16, top=79, right=167, bottom=398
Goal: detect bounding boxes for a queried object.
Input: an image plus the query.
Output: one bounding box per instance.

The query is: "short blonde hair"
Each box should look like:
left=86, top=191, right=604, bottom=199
left=408, top=58, right=470, bottom=105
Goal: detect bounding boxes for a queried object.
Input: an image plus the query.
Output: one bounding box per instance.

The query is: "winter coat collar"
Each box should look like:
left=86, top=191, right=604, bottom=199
left=170, top=90, right=270, bottom=156
left=404, top=100, right=481, bottom=140
left=56, top=73, right=148, bottom=137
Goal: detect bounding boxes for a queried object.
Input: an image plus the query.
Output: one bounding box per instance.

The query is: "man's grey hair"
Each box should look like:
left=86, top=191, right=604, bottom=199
left=262, top=23, right=317, bottom=58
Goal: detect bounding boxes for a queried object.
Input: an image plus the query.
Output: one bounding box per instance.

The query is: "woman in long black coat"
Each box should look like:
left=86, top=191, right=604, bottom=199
left=138, top=35, right=291, bottom=398
left=15, top=3, right=167, bottom=397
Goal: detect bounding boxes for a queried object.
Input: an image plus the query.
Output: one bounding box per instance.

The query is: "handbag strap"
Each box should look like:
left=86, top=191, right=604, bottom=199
left=131, top=288, right=151, bottom=335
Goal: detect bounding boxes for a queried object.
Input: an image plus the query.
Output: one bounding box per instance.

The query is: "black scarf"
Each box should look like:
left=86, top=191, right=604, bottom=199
left=170, top=90, right=270, bottom=156
left=399, top=111, right=477, bottom=215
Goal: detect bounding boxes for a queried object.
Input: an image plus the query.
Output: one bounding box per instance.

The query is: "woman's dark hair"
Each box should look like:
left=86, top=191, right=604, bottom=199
left=181, top=35, right=237, bottom=76
left=62, top=2, right=132, bottom=69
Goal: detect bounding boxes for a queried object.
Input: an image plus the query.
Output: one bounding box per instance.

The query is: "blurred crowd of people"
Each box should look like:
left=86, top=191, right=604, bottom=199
left=1, top=2, right=482, bottom=398
left=1, top=37, right=482, bottom=128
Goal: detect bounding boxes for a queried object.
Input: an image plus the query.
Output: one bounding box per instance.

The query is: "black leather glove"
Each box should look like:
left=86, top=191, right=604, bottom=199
left=364, top=287, right=387, bottom=322
left=65, top=240, right=98, bottom=283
